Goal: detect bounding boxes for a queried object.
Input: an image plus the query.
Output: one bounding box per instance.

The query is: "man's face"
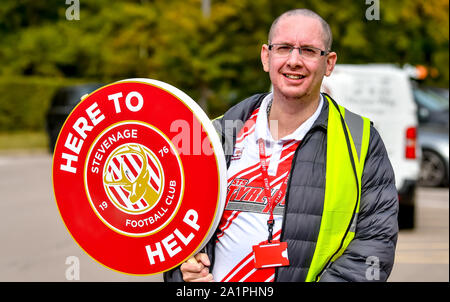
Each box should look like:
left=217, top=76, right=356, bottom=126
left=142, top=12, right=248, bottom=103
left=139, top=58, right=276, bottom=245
left=261, top=15, right=337, bottom=102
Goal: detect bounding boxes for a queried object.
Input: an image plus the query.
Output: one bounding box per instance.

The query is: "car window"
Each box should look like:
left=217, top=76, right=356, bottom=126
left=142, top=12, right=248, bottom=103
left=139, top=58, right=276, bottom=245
left=414, top=88, right=449, bottom=111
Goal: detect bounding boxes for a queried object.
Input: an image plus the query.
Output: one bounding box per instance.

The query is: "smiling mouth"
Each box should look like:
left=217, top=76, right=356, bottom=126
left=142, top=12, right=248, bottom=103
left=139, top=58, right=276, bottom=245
left=283, top=74, right=305, bottom=80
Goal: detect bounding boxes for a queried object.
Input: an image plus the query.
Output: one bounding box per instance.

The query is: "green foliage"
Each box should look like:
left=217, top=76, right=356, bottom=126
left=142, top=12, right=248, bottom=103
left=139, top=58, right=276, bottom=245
left=0, top=77, right=81, bottom=132
left=149, top=0, right=273, bottom=116
left=0, top=0, right=448, bottom=123
left=0, top=131, right=48, bottom=151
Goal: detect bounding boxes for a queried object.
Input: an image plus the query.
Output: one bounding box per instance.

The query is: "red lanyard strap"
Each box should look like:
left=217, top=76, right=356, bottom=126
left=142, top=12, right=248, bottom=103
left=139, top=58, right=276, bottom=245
left=258, top=138, right=290, bottom=243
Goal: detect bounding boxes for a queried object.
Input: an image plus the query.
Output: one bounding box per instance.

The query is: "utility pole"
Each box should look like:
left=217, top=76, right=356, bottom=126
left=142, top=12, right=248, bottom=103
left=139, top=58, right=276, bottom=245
left=199, top=0, right=211, bottom=114
left=202, top=0, right=211, bottom=18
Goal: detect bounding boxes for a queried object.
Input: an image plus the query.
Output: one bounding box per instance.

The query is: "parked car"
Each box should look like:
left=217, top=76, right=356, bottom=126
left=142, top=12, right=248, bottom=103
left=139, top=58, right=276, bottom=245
left=46, top=83, right=103, bottom=152
left=414, top=86, right=449, bottom=126
left=417, top=125, right=449, bottom=187
left=322, top=64, right=421, bottom=229
left=413, top=86, right=449, bottom=187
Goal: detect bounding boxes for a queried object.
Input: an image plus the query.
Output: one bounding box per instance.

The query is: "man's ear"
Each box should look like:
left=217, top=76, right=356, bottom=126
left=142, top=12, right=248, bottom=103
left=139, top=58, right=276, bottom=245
left=325, top=51, right=337, bottom=77
left=261, top=44, right=270, bottom=72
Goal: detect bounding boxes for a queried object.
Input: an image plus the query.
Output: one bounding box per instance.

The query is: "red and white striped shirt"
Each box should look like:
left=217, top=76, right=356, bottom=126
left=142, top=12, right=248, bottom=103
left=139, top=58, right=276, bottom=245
left=212, top=93, right=323, bottom=282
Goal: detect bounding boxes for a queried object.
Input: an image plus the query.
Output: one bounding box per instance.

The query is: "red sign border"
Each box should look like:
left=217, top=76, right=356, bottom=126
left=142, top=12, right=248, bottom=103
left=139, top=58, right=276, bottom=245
left=51, top=78, right=227, bottom=276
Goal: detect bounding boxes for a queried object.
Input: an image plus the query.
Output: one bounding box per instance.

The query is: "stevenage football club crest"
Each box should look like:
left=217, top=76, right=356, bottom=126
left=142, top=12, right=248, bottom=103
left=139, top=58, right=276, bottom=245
left=103, top=143, right=164, bottom=215
left=85, top=122, right=184, bottom=237
left=52, top=79, right=226, bottom=275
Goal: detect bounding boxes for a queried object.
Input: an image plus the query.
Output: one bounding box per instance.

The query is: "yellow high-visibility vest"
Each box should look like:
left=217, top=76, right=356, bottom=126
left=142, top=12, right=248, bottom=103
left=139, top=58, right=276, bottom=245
left=305, top=94, right=371, bottom=282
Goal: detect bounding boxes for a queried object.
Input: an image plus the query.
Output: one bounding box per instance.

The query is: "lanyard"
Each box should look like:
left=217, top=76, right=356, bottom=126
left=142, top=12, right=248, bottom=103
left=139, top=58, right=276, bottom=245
left=258, top=138, right=290, bottom=243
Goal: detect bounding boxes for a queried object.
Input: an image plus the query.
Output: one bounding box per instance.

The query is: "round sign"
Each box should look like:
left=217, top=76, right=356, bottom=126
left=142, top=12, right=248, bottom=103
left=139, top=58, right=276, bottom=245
left=52, top=78, right=227, bottom=275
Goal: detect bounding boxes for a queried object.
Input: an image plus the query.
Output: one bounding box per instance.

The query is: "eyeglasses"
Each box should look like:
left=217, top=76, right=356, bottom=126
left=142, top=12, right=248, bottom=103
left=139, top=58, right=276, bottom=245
left=268, top=44, right=330, bottom=60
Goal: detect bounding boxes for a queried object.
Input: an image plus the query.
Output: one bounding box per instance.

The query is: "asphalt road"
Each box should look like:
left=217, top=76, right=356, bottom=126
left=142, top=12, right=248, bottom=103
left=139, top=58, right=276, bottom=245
left=389, top=187, right=449, bottom=282
left=0, top=153, right=448, bottom=282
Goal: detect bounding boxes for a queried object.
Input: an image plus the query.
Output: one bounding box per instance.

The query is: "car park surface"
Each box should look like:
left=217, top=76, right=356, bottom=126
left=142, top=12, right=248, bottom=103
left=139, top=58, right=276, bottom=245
left=1, top=153, right=447, bottom=281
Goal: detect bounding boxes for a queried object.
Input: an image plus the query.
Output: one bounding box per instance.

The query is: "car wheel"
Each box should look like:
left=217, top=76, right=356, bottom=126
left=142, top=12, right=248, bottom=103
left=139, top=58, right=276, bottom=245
left=419, top=149, right=446, bottom=187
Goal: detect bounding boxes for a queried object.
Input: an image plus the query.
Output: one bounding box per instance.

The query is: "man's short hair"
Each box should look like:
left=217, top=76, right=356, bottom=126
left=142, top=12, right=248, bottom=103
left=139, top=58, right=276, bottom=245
left=268, top=9, right=333, bottom=51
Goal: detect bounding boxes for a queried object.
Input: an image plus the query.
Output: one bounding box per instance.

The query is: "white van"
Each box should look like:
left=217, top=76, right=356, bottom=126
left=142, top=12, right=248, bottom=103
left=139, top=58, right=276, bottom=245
left=321, top=64, right=420, bottom=228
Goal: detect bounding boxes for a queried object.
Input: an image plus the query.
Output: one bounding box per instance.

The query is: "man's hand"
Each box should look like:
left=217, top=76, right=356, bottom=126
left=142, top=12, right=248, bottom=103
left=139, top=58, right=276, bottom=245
left=180, top=253, right=214, bottom=282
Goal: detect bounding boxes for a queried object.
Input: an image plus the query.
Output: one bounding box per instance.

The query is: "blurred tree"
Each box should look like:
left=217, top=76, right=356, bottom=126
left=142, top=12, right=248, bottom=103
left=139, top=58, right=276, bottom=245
left=0, top=0, right=62, bottom=32
left=0, top=0, right=158, bottom=80
left=148, top=0, right=273, bottom=115
left=0, top=0, right=448, bottom=117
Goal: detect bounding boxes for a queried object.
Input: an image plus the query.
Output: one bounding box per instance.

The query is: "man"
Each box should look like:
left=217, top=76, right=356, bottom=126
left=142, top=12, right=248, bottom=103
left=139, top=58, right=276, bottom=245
left=164, top=8, right=398, bottom=282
